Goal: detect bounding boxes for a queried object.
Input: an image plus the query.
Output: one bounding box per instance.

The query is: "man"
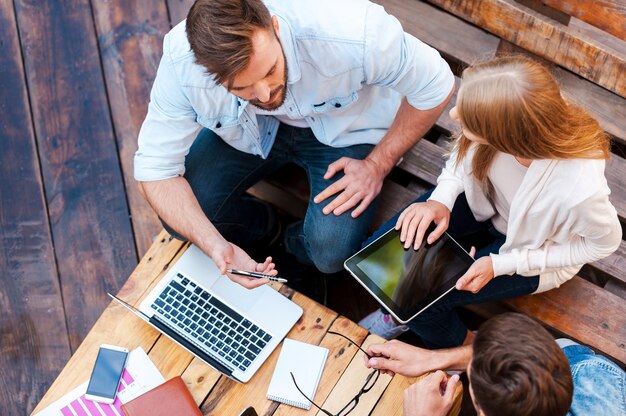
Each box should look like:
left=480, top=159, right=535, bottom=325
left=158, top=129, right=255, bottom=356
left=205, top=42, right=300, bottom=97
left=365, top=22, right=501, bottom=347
left=364, top=313, right=626, bottom=416
left=135, top=0, right=454, bottom=288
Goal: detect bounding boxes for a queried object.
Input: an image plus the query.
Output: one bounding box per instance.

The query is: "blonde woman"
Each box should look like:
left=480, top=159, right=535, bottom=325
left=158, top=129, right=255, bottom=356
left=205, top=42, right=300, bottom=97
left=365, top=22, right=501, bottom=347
left=360, top=56, right=622, bottom=347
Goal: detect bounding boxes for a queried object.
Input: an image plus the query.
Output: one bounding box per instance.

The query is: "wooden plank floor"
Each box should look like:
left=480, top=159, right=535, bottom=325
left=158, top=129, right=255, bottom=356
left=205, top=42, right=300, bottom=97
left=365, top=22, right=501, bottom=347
left=1, top=1, right=623, bottom=415
left=1, top=2, right=378, bottom=414
left=1, top=1, right=192, bottom=413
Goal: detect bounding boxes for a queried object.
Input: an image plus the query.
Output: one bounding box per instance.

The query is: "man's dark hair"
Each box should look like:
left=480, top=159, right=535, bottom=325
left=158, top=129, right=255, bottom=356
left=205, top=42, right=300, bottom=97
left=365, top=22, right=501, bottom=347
left=186, top=0, right=273, bottom=87
left=470, top=313, right=573, bottom=416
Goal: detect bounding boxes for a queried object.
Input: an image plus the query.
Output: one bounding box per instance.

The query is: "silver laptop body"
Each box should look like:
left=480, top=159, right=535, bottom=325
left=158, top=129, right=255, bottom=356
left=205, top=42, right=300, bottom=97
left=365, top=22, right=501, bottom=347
left=111, top=244, right=302, bottom=383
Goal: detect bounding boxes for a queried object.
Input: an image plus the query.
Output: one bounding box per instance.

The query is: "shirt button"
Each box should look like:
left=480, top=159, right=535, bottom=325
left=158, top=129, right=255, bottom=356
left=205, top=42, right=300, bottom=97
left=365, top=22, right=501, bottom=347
left=216, top=122, right=222, bottom=128
left=335, top=103, right=342, bottom=108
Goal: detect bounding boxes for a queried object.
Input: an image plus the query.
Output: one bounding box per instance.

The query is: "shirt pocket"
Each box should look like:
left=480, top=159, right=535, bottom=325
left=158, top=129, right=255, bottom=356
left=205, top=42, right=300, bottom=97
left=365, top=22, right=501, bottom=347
left=311, top=92, right=358, bottom=114
left=197, top=115, right=245, bottom=145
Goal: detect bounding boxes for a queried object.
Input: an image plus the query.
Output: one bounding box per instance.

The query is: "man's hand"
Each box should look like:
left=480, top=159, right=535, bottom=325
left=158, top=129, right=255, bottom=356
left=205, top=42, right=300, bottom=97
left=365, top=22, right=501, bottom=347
left=403, top=371, right=460, bottom=416
left=313, top=157, right=386, bottom=218
left=456, top=255, right=494, bottom=293
left=363, top=340, right=436, bottom=377
left=396, top=200, right=450, bottom=249
left=210, top=239, right=276, bottom=289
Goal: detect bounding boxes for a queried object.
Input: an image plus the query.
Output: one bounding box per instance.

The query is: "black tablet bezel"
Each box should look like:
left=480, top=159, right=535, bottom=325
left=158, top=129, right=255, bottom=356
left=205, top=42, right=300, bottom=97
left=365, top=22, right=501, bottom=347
left=344, top=227, right=475, bottom=323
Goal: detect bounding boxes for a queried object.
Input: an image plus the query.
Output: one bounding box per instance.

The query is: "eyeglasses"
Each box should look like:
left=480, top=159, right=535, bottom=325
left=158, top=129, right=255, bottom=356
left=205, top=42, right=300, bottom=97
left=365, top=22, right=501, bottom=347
left=290, top=330, right=381, bottom=416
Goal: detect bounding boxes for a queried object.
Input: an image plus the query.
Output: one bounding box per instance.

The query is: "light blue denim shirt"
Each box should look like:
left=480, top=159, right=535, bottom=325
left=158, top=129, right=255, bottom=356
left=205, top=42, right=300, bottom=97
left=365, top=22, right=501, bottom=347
left=135, top=0, right=454, bottom=181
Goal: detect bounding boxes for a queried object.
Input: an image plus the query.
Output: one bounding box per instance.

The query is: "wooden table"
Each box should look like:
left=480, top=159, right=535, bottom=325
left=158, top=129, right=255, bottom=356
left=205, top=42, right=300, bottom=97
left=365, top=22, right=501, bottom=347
left=33, top=231, right=462, bottom=416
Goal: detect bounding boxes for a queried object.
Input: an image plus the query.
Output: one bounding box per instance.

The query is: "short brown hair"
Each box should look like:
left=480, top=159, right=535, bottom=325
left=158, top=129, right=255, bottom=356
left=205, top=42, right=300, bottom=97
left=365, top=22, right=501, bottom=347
left=186, top=0, right=273, bottom=87
left=470, top=313, right=573, bottom=416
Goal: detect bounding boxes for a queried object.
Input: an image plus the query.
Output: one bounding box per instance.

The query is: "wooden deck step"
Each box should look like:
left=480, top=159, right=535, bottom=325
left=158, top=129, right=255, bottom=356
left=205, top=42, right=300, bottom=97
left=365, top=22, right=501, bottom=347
left=425, top=0, right=626, bottom=97
left=379, top=0, right=626, bottom=146
left=467, top=276, right=626, bottom=366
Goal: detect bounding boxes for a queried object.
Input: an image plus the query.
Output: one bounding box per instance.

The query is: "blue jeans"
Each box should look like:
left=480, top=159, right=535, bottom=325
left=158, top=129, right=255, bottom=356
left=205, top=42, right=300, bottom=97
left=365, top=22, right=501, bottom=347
left=558, top=340, right=626, bottom=416
left=165, top=125, right=377, bottom=273
left=367, top=190, right=539, bottom=348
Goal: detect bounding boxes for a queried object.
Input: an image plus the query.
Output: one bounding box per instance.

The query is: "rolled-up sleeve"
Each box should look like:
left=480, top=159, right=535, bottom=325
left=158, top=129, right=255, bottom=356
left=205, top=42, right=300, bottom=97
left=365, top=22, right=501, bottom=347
left=363, top=3, right=454, bottom=110
left=134, top=35, right=201, bottom=182
left=491, top=190, right=622, bottom=278
left=428, top=149, right=465, bottom=211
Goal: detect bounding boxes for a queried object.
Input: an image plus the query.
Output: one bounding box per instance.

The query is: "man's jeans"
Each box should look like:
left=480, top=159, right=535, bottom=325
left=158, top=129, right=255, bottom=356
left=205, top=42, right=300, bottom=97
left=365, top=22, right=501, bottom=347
left=557, top=340, right=626, bottom=416
left=163, top=124, right=377, bottom=273
left=366, top=190, right=539, bottom=348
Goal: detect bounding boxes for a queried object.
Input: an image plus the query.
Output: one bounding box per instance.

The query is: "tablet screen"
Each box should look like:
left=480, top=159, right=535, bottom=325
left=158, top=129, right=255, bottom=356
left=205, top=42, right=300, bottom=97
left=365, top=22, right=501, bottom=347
left=345, top=228, right=474, bottom=322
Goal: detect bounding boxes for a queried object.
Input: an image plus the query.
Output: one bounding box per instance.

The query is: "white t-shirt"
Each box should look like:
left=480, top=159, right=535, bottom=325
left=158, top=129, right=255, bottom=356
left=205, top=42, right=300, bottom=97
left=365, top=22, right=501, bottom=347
left=489, top=152, right=528, bottom=234
left=254, top=106, right=309, bottom=128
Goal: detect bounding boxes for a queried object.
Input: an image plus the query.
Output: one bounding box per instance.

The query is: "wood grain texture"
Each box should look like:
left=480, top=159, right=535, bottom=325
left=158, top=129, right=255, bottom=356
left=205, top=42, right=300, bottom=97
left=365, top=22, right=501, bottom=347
left=200, top=291, right=338, bottom=415
left=181, top=357, right=223, bottom=405
left=568, top=17, right=626, bottom=56
left=0, top=1, right=71, bottom=413
left=542, top=0, right=626, bottom=40
left=503, top=276, right=626, bottom=365
left=604, top=280, right=626, bottom=300
left=385, top=0, right=626, bottom=145
left=167, top=0, right=194, bottom=27
left=426, top=0, right=626, bottom=97
left=375, top=0, right=499, bottom=66
left=32, top=231, right=185, bottom=413
left=91, top=0, right=170, bottom=256
left=148, top=335, right=196, bottom=380
left=316, top=335, right=393, bottom=415
left=14, top=0, right=137, bottom=350
left=514, top=0, right=570, bottom=25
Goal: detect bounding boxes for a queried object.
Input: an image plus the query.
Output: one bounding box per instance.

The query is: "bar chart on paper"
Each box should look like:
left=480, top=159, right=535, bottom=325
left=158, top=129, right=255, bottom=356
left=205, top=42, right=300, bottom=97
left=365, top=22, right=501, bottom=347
left=59, top=369, right=133, bottom=416
left=35, top=348, right=164, bottom=416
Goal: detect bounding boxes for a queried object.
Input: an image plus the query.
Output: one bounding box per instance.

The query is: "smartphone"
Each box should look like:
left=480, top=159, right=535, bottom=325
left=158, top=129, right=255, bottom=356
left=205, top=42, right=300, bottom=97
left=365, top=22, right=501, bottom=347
left=84, top=344, right=129, bottom=404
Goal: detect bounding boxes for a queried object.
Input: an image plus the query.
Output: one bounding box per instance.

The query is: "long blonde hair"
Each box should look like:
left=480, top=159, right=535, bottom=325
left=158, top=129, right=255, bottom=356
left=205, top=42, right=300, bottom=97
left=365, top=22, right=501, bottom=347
left=454, top=56, right=609, bottom=186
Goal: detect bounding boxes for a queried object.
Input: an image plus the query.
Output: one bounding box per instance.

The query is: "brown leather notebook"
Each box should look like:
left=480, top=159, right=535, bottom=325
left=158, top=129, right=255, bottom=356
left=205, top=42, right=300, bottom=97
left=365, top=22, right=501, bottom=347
left=121, top=376, right=202, bottom=416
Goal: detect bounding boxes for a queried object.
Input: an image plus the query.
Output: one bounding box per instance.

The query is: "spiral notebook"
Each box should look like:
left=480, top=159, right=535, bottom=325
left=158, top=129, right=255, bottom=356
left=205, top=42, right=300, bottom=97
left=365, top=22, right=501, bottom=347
left=267, top=338, right=329, bottom=409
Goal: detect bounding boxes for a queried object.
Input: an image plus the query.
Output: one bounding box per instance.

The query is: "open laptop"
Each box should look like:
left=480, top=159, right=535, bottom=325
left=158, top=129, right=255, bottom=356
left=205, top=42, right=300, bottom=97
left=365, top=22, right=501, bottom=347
left=110, top=244, right=302, bottom=383
left=344, top=227, right=474, bottom=324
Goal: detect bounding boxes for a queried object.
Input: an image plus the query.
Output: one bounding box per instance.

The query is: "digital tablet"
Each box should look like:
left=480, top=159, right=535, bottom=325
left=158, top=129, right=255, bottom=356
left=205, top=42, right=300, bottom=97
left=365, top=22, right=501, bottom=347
left=344, top=227, right=475, bottom=324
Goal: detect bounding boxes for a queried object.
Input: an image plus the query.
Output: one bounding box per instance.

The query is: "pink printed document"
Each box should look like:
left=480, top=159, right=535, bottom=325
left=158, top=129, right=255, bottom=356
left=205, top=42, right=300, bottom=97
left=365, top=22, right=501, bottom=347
left=34, top=348, right=165, bottom=416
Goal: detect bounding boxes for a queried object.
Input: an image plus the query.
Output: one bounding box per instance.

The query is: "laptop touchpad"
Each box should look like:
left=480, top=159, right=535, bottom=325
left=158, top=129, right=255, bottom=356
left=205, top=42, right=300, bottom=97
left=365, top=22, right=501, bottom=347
left=210, top=276, right=264, bottom=313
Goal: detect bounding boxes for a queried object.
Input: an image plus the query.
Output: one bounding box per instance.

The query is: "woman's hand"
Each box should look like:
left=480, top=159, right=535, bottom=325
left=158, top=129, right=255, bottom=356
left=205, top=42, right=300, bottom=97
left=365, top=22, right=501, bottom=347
left=395, top=200, right=451, bottom=249
left=455, top=255, right=494, bottom=293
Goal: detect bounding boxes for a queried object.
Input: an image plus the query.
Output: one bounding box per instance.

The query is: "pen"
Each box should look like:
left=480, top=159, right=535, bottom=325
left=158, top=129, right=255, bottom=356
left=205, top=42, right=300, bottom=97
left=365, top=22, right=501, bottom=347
left=227, top=269, right=288, bottom=283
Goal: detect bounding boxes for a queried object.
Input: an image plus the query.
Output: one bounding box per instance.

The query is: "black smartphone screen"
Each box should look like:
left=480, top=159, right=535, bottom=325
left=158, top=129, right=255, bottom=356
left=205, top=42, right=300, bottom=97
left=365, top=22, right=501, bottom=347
left=86, top=347, right=128, bottom=399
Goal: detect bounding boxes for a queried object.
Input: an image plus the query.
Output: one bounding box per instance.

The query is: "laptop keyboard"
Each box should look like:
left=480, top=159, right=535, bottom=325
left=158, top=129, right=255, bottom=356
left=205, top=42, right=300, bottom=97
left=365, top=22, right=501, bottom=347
left=150, top=272, right=272, bottom=372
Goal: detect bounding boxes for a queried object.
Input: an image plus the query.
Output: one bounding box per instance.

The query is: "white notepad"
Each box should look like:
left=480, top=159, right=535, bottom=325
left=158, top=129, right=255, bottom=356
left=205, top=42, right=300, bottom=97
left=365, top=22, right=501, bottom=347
left=267, top=338, right=329, bottom=409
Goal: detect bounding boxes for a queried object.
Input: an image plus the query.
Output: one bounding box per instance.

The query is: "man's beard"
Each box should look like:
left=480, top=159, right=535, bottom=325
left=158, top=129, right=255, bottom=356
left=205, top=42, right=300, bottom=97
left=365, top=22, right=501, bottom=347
left=250, top=50, right=289, bottom=111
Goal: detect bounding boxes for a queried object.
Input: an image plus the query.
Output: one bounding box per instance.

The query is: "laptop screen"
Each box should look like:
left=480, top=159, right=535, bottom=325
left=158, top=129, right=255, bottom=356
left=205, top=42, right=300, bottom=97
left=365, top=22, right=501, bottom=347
left=345, top=228, right=474, bottom=322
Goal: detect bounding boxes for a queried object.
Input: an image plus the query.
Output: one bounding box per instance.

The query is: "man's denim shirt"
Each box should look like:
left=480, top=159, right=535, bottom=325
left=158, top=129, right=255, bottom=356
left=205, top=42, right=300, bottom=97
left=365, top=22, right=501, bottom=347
left=135, top=0, right=454, bottom=181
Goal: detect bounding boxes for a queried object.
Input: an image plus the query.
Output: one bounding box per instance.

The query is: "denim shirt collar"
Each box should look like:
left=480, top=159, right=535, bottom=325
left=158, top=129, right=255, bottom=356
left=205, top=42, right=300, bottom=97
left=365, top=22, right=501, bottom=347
left=275, top=15, right=302, bottom=85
